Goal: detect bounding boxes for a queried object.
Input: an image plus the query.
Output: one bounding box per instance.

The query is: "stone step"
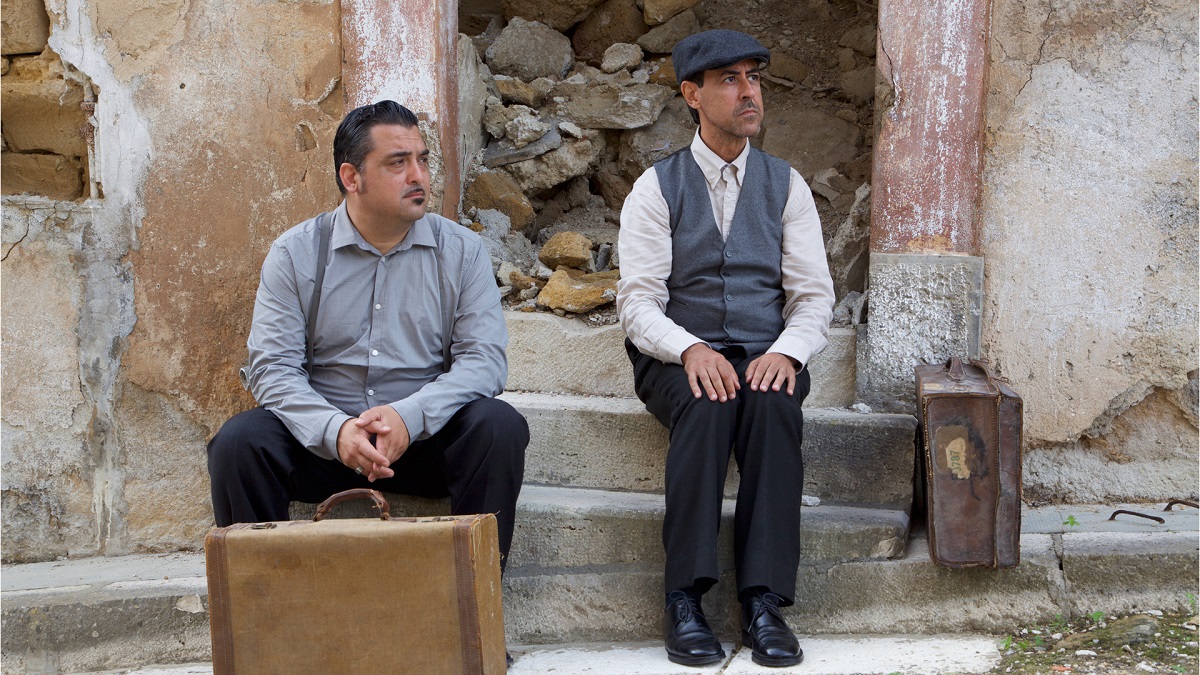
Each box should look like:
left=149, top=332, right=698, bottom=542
left=63, top=633, right=1008, bottom=674
left=504, top=312, right=857, bottom=408
left=500, top=391, right=918, bottom=510
left=6, top=507, right=1195, bottom=671
left=288, top=485, right=910, bottom=569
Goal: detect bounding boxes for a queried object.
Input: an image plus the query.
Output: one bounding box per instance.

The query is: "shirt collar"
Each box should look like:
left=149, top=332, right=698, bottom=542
left=689, top=130, right=750, bottom=189
left=331, top=200, right=438, bottom=255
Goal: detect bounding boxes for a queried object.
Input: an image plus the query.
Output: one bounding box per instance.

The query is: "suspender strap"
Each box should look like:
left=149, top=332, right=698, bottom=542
left=305, top=211, right=333, bottom=375
left=430, top=218, right=454, bottom=373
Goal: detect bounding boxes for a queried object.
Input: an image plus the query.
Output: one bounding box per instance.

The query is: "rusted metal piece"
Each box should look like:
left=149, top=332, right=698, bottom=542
left=1107, top=510, right=1166, bottom=525
left=1164, top=499, right=1199, bottom=511
left=871, top=0, right=991, bottom=255
left=340, top=0, right=461, bottom=217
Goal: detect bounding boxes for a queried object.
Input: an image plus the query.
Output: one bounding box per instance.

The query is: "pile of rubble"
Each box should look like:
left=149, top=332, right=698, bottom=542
left=455, top=0, right=877, bottom=323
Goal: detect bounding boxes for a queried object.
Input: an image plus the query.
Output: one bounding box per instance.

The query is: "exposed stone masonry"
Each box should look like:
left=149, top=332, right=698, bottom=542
left=458, top=0, right=879, bottom=323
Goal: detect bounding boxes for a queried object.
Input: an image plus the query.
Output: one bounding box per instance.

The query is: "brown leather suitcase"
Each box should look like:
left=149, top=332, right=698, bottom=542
left=205, top=489, right=506, bottom=674
left=915, top=357, right=1023, bottom=568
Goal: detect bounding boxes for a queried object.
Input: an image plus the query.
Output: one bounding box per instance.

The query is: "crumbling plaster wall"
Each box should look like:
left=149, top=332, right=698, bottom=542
left=980, top=0, right=1198, bottom=502
left=2, top=0, right=342, bottom=562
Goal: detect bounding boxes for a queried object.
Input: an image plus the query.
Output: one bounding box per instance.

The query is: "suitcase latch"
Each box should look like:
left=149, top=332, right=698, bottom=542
left=250, top=523, right=277, bottom=530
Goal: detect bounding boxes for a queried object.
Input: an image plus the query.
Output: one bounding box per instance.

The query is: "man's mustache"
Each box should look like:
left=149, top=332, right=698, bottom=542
left=736, top=102, right=760, bottom=115
left=404, top=187, right=426, bottom=198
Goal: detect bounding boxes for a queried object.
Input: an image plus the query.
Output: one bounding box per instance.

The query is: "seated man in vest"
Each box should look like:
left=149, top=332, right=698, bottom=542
left=616, top=31, right=835, bottom=668
left=208, top=100, right=528, bottom=570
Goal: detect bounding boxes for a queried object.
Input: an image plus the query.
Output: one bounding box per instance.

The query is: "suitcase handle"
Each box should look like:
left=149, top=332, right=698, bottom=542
left=313, top=489, right=392, bottom=521
left=947, top=357, right=966, bottom=381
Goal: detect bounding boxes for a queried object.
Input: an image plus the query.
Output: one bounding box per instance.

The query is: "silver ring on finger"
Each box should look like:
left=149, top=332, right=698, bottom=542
left=355, top=466, right=364, bottom=475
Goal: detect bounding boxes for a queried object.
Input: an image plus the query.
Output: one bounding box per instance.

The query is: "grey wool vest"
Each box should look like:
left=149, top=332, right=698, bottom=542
left=655, top=146, right=792, bottom=356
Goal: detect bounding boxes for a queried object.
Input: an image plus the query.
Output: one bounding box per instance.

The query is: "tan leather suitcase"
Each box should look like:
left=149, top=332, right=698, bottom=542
left=915, top=357, right=1023, bottom=568
left=205, top=489, right=506, bottom=674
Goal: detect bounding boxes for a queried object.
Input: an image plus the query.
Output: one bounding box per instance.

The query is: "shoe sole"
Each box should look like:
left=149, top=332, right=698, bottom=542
left=741, top=634, right=803, bottom=668
left=666, top=650, right=726, bottom=666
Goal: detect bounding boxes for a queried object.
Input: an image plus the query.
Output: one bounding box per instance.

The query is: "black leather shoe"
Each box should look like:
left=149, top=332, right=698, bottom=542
left=664, top=590, right=725, bottom=666
left=741, top=592, right=803, bottom=667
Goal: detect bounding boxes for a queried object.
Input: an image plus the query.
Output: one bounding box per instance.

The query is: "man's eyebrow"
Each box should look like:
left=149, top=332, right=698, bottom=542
left=383, top=148, right=429, bottom=160
left=720, top=67, right=761, bottom=76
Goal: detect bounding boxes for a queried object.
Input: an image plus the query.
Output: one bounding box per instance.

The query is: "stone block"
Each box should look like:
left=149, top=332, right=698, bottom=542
left=1061, top=531, right=1199, bottom=615
left=483, top=123, right=564, bottom=169
left=505, top=312, right=633, bottom=396
left=116, top=386, right=214, bottom=553
left=536, top=269, right=618, bottom=313
left=1, top=235, right=94, bottom=563
left=501, top=0, right=604, bottom=32
left=601, top=43, right=643, bottom=73
left=493, top=75, right=553, bottom=108
left=0, top=152, right=83, bottom=199
left=642, top=0, right=699, bottom=26
left=538, top=231, right=594, bottom=269
left=636, top=9, right=698, bottom=55
left=572, top=0, right=649, bottom=65
left=767, top=53, right=810, bottom=84
left=857, top=253, right=984, bottom=412
left=508, top=486, right=907, bottom=571
left=839, top=66, right=876, bottom=104
left=486, top=18, right=575, bottom=81
left=503, top=569, right=664, bottom=643
left=1, top=0, right=49, bottom=55
left=465, top=170, right=536, bottom=231
left=761, top=105, right=860, bottom=179
left=839, top=24, right=876, bottom=56
left=1, top=51, right=88, bottom=157
left=458, top=35, right=488, bottom=178
left=504, top=392, right=916, bottom=508
left=617, top=96, right=694, bottom=179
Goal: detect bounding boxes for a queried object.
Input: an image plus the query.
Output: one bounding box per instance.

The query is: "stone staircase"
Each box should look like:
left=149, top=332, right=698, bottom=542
left=496, top=313, right=917, bottom=641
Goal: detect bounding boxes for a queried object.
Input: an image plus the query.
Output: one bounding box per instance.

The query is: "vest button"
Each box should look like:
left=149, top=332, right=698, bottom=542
left=725, top=251, right=733, bottom=258
left=725, top=294, right=733, bottom=301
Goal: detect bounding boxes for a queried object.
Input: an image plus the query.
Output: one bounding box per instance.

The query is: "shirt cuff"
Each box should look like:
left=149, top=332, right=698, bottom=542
left=321, top=413, right=353, bottom=462
left=390, top=399, right=427, bottom=442
left=766, top=337, right=813, bottom=370
left=660, top=329, right=706, bottom=365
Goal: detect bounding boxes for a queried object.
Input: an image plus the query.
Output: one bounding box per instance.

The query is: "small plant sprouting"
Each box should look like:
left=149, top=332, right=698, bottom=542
left=1063, top=515, right=1080, bottom=527
left=1001, top=635, right=1013, bottom=650
left=1186, top=592, right=1197, bottom=613
left=1089, top=610, right=1105, bottom=624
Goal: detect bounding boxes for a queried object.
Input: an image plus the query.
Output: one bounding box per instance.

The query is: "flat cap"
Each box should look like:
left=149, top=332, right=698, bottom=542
left=672, top=29, right=771, bottom=88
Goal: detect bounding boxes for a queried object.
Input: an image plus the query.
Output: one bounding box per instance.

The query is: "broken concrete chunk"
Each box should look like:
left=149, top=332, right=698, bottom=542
left=484, top=101, right=536, bottom=139
left=839, top=67, right=875, bottom=104
left=839, top=25, right=877, bottom=56
left=602, top=43, right=644, bottom=73
left=558, top=120, right=586, bottom=139
left=506, top=114, right=552, bottom=149
left=768, top=53, right=810, bottom=84
left=618, top=95, right=694, bottom=178
left=504, top=136, right=604, bottom=193
left=810, top=168, right=859, bottom=202
left=483, top=121, right=564, bottom=169
left=551, top=81, right=674, bottom=130
left=494, top=75, right=549, bottom=107
left=485, top=18, right=574, bottom=81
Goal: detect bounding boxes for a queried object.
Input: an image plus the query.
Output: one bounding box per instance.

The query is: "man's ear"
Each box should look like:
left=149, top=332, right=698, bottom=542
left=680, top=80, right=702, bottom=113
left=338, top=162, right=360, bottom=194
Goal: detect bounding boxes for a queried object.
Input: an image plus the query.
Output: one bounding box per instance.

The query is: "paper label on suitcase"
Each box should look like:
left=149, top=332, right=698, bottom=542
left=936, top=425, right=973, bottom=480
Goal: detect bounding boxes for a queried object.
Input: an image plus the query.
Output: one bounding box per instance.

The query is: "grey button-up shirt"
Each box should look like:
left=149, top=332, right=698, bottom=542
left=245, top=201, right=508, bottom=460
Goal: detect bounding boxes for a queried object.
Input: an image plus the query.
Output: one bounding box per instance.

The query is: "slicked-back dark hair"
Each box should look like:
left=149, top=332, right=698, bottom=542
left=333, top=100, right=420, bottom=194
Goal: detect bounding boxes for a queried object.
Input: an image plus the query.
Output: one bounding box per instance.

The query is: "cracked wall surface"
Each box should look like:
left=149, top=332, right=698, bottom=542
left=980, top=0, right=1198, bottom=500
left=2, top=0, right=342, bottom=563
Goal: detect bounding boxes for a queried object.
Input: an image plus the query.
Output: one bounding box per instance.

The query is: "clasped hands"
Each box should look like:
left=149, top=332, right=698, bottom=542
left=336, top=405, right=410, bottom=481
left=681, top=343, right=800, bottom=402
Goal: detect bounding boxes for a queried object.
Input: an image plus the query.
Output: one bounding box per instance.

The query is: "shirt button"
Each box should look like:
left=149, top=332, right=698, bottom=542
left=367, top=389, right=375, bottom=396
left=726, top=294, right=733, bottom=301
left=371, top=349, right=379, bottom=356
left=374, top=303, right=382, bottom=310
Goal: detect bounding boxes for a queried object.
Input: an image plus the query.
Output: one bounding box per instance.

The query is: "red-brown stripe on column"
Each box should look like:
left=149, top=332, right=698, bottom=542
left=871, top=0, right=991, bottom=255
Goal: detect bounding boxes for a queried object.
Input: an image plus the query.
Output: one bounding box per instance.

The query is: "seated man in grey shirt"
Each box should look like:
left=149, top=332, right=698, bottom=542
left=208, top=100, right=528, bottom=566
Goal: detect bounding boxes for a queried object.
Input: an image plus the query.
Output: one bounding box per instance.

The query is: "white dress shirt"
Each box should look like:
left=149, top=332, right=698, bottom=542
left=616, top=131, right=835, bottom=366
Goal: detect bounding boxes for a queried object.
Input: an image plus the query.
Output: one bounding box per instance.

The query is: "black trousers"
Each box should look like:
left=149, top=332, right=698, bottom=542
left=207, top=398, right=528, bottom=566
left=628, top=341, right=809, bottom=604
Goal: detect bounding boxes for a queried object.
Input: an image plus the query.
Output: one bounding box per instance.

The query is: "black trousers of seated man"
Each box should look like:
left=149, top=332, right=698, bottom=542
left=207, top=397, right=528, bottom=568
left=627, top=340, right=809, bottom=604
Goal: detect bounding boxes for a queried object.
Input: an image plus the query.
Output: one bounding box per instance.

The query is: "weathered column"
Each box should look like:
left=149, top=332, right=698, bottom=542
left=340, top=0, right=462, bottom=217
left=858, top=0, right=991, bottom=410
